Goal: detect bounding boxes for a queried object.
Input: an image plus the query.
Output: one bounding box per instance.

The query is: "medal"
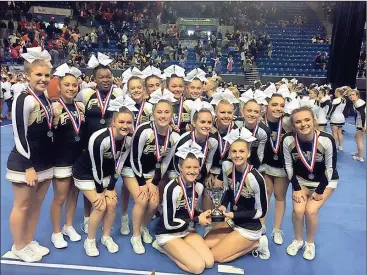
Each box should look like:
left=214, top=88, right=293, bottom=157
left=153, top=122, right=171, bottom=162
left=96, top=87, right=113, bottom=125
left=265, top=118, right=282, bottom=159
left=155, top=163, right=161, bottom=169
left=178, top=176, right=196, bottom=226
left=27, top=86, right=53, bottom=136
left=217, top=122, right=232, bottom=159
left=109, top=127, right=126, bottom=178
left=58, top=98, right=82, bottom=141
left=191, top=131, right=209, bottom=169
left=295, top=131, right=318, bottom=181
left=232, top=164, right=252, bottom=207
left=171, top=97, right=184, bottom=128
left=189, top=221, right=195, bottom=228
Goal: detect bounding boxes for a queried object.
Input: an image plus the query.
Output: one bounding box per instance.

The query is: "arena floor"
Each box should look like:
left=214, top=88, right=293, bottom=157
left=1, top=122, right=366, bottom=275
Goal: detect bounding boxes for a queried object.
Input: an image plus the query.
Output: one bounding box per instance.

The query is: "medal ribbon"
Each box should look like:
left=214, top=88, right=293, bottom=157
left=58, top=98, right=81, bottom=135
left=109, top=127, right=125, bottom=173
left=191, top=131, right=209, bottom=169
left=135, top=100, right=145, bottom=128
left=153, top=122, right=171, bottom=162
left=265, top=118, right=282, bottom=154
left=178, top=176, right=195, bottom=221
left=295, top=131, right=318, bottom=173
left=252, top=122, right=259, bottom=136
left=232, top=164, right=252, bottom=205
left=217, top=122, right=232, bottom=159
left=172, top=97, right=184, bottom=128
left=27, top=86, right=53, bottom=130
left=96, top=86, right=113, bottom=118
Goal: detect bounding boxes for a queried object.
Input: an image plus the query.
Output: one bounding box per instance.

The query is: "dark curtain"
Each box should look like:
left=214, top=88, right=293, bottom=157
left=327, top=1, right=366, bottom=88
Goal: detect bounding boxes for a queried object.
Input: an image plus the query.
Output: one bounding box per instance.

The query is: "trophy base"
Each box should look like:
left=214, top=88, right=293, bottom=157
left=211, top=215, right=225, bottom=223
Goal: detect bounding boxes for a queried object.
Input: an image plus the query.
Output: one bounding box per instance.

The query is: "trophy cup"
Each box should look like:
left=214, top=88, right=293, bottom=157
left=210, top=187, right=225, bottom=222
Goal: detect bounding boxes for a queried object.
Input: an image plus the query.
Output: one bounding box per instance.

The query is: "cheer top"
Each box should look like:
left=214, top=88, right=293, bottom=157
left=155, top=178, right=204, bottom=235
left=262, top=118, right=286, bottom=169
left=353, top=99, right=366, bottom=129
left=282, top=131, right=339, bottom=195
left=320, top=96, right=332, bottom=119
left=329, top=97, right=346, bottom=124
left=218, top=161, right=268, bottom=231
left=72, top=128, right=131, bottom=193
left=130, top=121, right=180, bottom=186
left=171, top=97, right=192, bottom=134
left=132, top=100, right=153, bottom=129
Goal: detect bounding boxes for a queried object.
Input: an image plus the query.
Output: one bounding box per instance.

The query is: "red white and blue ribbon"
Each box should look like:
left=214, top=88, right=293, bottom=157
left=153, top=122, right=171, bottom=162
left=217, top=122, right=232, bottom=159
left=27, top=86, right=53, bottom=130
left=232, top=164, right=252, bottom=205
left=295, top=131, right=318, bottom=173
left=58, top=98, right=81, bottom=136
left=265, top=118, right=282, bottom=155
left=178, top=176, right=196, bottom=221
left=191, top=131, right=208, bottom=169
left=134, top=100, right=145, bottom=129
left=172, top=97, right=184, bottom=128
left=96, top=86, right=113, bottom=118
left=109, top=127, right=125, bottom=173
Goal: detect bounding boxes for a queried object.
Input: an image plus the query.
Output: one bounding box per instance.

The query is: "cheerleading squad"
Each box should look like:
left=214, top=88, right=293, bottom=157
left=5, top=48, right=366, bottom=274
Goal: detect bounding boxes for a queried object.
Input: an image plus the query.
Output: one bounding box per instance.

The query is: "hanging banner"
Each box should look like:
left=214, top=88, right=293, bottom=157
left=31, top=6, right=73, bottom=17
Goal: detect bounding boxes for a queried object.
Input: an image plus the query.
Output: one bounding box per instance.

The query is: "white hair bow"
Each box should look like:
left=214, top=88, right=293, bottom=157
left=188, top=98, right=215, bottom=123
left=175, top=140, right=205, bottom=159
left=281, top=78, right=289, bottom=84
left=215, top=87, right=225, bottom=93
left=148, top=88, right=177, bottom=104
left=53, top=63, right=82, bottom=78
left=239, top=89, right=268, bottom=105
left=284, top=98, right=301, bottom=114
left=184, top=68, right=207, bottom=82
left=87, top=52, right=114, bottom=68
left=263, top=83, right=276, bottom=96
left=264, top=84, right=290, bottom=99
left=210, top=89, right=239, bottom=105
left=290, top=78, right=298, bottom=85
left=163, top=65, right=185, bottom=78
left=122, top=67, right=146, bottom=83
left=142, top=65, right=165, bottom=79
left=20, top=47, right=52, bottom=67
left=223, top=128, right=257, bottom=144
left=107, top=95, right=139, bottom=112
left=298, top=96, right=315, bottom=108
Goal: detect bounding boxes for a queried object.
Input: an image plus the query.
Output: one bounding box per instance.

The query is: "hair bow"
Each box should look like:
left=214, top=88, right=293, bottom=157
left=281, top=78, right=289, bottom=84
left=163, top=65, right=185, bottom=78
left=122, top=67, right=146, bottom=83
left=298, top=96, right=315, bottom=108
left=87, top=52, right=114, bottom=68
left=53, top=63, right=82, bottom=78
left=263, top=83, right=276, bottom=97
left=239, top=89, right=268, bottom=105
left=21, top=47, right=52, bottom=67
left=188, top=98, right=215, bottom=123
left=107, top=95, right=139, bottom=112
left=284, top=98, right=301, bottom=114
left=142, top=65, right=165, bottom=79
left=184, top=68, right=207, bottom=82
left=148, top=88, right=177, bottom=104
left=175, top=140, right=205, bottom=159
left=223, top=128, right=257, bottom=144
left=210, top=89, right=239, bottom=105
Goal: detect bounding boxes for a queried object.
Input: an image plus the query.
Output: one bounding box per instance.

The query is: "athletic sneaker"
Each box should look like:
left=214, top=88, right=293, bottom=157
left=261, top=224, right=267, bottom=235
left=338, top=146, right=343, bottom=151
left=51, top=232, right=68, bottom=249
left=271, top=228, right=284, bottom=245
left=11, top=244, right=42, bottom=263
left=152, top=240, right=165, bottom=254
left=130, top=236, right=145, bottom=254
left=351, top=152, right=358, bottom=156
left=353, top=156, right=365, bottom=162
left=140, top=226, right=153, bottom=243
left=101, top=236, right=119, bottom=253
left=257, top=235, right=270, bottom=260
left=286, top=240, right=304, bottom=256
left=81, top=217, right=89, bottom=234
left=28, top=240, right=50, bottom=257
left=120, top=214, right=130, bottom=235
left=62, top=225, right=81, bottom=242
left=303, top=242, right=316, bottom=260
left=84, top=238, right=99, bottom=257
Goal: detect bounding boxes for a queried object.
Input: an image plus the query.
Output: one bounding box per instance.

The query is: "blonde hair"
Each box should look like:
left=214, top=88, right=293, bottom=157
left=227, top=86, right=240, bottom=98
left=24, top=59, right=51, bottom=74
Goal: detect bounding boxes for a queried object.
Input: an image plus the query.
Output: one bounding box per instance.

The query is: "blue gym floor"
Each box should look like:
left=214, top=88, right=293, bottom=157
left=1, top=121, right=366, bottom=275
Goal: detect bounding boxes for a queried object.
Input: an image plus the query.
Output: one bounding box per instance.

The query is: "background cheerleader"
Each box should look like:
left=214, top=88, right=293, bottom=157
left=153, top=141, right=213, bottom=274
left=142, top=65, right=164, bottom=99
left=329, top=88, right=346, bottom=151
left=50, top=64, right=84, bottom=249
left=184, top=68, right=207, bottom=100
left=282, top=106, right=339, bottom=260
left=72, top=101, right=135, bottom=257
left=205, top=128, right=270, bottom=261
left=6, top=47, right=54, bottom=262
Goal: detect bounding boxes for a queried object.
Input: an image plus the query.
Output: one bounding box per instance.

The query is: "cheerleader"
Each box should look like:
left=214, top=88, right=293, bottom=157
left=282, top=106, right=339, bottom=260
left=238, top=89, right=270, bottom=169
left=308, top=88, right=328, bottom=131
left=205, top=128, right=270, bottom=261
left=260, top=91, right=288, bottom=245
left=127, top=89, right=180, bottom=254
left=163, top=65, right=191, bottom=134
left=142, top=65, right=164, bottom=98
left=202, top=77, right=219, bottom=102
left=152, top=142, right=214, bottom=274
left=318, top=87, right=332, bottom=125
left=50, top=64, right=84, bottom=248
left=76, top=53, right=124, bottom=233
left=348, top=89, right=366, bottom=162
left=6, top=47, right=54, bottom=262
left=72, top=98, right=135, bottom=257
left=184, top=68, right=207, bottom=100
left=329, top=88, right=346, bottom=151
